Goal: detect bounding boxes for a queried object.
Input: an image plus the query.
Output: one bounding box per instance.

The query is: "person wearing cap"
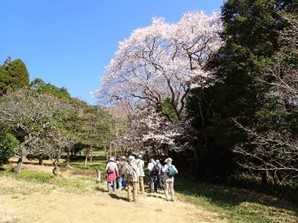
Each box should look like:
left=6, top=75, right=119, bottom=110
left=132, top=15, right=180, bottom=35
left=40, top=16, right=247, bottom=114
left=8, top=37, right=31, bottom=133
left=147, top=157, right=158, bottom=193
left=125, top=155, right=138, bottom=202
left=105, top=157, right=119, bottom=194
left=135, top=154, right=145, bottom=194
left=162, top=157, right=178, bottom=201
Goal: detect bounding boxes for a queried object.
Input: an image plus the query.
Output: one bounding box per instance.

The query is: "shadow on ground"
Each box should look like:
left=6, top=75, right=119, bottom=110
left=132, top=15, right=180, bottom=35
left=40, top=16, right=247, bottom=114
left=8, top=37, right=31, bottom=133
left=175, top=177, right=298, bottom=219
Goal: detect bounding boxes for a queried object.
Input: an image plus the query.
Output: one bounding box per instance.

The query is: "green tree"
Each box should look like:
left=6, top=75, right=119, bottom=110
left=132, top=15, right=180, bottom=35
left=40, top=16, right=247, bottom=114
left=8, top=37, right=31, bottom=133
left=0, top=89, right=73, bottom=173
left=233, top=9, right=298, bottom=182
left=0, top=133, right=19, bottom=165
left=0, top=58, right=30, bottom=96
left=187, top=0, right=296, bottom=179
left=30, top=78, right=71, bottom=99
left=68, top=98, right=115, bottom=165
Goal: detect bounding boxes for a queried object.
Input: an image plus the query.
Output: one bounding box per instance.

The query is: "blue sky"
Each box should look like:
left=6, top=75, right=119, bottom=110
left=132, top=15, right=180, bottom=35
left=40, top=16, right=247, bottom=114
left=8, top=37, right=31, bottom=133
left=1, top=0, right=224, bottom=104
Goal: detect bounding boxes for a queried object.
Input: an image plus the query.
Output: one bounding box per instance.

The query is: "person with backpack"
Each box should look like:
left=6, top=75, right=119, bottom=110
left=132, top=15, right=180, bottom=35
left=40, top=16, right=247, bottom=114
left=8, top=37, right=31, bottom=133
left=105, top=157, right=119, bottom=194
left=147, top=158, right=159, bottom=193
left=125, top=155, right=138, bottom=202
left=162, top=157, right=178, bottom=201
left=136, top=154, right=145, bottom=194
left=115, top=156, right=122, bottom=190
left=156, top=159, right=164, bottom=190
left=118, top=156, right=127, bottom=190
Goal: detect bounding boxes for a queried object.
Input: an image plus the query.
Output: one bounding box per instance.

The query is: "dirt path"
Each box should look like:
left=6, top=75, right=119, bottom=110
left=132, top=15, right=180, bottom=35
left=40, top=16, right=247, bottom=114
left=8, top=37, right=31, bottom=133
left=0, top=165, right=225, bottom=223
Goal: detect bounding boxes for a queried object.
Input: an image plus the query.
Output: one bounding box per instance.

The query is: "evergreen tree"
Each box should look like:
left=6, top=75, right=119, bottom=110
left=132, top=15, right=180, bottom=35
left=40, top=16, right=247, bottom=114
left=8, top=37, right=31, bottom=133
left=187, top=0, right=296, bottom=179
left=0, top=58, right=30, bottom=96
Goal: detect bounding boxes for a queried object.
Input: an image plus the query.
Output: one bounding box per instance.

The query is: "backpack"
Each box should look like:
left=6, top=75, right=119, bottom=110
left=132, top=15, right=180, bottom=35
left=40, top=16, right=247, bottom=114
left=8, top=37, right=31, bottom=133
left=126, top=164, right=137, bottom=182
left=167, top=165, right=175, bottom=177
left=150, top=164, right=160, bottom=176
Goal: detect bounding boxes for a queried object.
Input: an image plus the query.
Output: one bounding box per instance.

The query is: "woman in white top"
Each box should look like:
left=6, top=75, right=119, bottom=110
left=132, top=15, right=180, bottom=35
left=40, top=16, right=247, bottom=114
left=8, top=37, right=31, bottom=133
left=162, top=157, right=178, bottom=201
left=136, top=154, right=145, bottom=194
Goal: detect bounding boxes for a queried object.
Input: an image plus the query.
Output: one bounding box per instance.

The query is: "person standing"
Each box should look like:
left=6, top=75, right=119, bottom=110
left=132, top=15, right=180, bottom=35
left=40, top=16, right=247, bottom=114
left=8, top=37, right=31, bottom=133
left=147, top=158, right=158, bottom=193
left=156, top=159, right=164, bottom=190
left=136, top=154, right=145, bottom=194
left=125, top=155, right=138, bottom=202
left=105, top=157, right=119, bottom=194
left=162, top=157, right=178, bottom=201
left=118, top=156, right=127, bottom=190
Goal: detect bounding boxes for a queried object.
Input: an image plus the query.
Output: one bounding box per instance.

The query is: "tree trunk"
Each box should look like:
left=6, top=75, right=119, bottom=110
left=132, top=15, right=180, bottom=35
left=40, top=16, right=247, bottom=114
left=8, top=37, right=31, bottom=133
left=261, top=166, right=269, bottom=184
left=105, top=145, right=109, bottom=161
left=84, top=148, right=90, bottom=166
left=272, top=170, right=282, bottom=185
left=109, top=144, right=112, bottom=159
left=66, top=147, right=71, bottom=168
left=197, top=90, right=208, bottom=149
left=89, top=146, right=93, bottom=163
left=84, top=153, right=88, bottom=166
left=52, top=159, right=62, bottom=177
left=38, top=155, right=44, bottom=165
left=192, top=148, right=200, bottom=180
left=16, top=157, right=23, bottom=174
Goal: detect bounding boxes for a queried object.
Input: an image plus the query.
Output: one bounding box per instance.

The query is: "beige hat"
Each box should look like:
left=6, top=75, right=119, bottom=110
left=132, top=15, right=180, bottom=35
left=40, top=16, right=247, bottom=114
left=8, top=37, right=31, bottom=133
left=109, top=157, right=115, bottom=161
left=164, top=157, right=172, bottom=163
left=128, top=155, right=135, bottom=162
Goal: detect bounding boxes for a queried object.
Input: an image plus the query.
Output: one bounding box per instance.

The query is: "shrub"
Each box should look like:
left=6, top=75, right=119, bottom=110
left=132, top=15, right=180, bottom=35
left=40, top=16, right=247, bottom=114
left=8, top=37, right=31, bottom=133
left=0, top=133, right=19, bottom=165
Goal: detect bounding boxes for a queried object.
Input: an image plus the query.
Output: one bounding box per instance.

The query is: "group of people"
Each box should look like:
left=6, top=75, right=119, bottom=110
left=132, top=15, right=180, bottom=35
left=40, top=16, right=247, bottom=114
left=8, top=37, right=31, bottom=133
left=105, top=154, right=178, bottom=202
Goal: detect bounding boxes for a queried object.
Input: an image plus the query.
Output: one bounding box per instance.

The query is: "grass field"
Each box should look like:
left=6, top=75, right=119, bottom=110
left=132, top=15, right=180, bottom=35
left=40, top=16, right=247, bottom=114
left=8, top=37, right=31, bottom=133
left=175, top=179, right=298, bottom=223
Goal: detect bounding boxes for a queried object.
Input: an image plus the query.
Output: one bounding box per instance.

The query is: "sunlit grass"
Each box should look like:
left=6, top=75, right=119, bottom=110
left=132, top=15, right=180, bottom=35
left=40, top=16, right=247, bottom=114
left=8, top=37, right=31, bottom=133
left=0, top=168, right=96, bottom=193
left=175, top=178, right=298, bottom=223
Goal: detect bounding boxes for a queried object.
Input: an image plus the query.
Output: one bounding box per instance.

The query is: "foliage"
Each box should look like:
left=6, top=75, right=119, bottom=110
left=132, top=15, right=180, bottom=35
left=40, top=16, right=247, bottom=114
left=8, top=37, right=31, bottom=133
left=30, top=78, right=71, bottom=100
left=0, top=57, right=30, bottom=96
left=232, top=7, right=298, bottom=180
left=0, top=133, right=19, bottom=165
left=97, top=10, right=223, bottom=151
left=0, top=89, right=74, bottom=172
left=186, top=0, right=297, bottom=179
left=67, top=98, right=115, bottom=149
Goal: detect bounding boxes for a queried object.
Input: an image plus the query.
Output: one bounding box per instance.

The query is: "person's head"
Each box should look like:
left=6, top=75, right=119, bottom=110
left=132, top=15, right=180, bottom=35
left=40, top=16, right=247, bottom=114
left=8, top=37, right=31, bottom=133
left=164, top=157, right=172, bottom=164
left=137, top=154, right=142, bottom=159
left=121, top=156, right=126, bottom=161
left=109, top=157, right=115, bottom=162
left=150, top=158, right=155, bottom=163
left=128, top=155, right=135, bottom=163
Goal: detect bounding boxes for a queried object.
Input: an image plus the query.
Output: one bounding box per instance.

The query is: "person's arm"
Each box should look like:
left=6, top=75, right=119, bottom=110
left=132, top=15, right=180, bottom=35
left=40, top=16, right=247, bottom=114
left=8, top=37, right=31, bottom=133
left=173, top=165, right=178, bottom=174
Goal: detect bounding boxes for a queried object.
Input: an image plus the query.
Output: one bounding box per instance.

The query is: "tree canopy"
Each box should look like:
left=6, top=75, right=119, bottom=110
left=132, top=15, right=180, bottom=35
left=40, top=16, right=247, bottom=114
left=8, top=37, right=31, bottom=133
left=97, top=10, right=223, bottom=151
left=0, top=57, right=30, bottom=96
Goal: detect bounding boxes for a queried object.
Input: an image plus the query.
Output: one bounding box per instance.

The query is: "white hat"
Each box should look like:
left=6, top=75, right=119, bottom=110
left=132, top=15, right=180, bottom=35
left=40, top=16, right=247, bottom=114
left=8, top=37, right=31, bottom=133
left=128, top=155, right=135, bottom=162
left=164, top=157, right=172, bottom=163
